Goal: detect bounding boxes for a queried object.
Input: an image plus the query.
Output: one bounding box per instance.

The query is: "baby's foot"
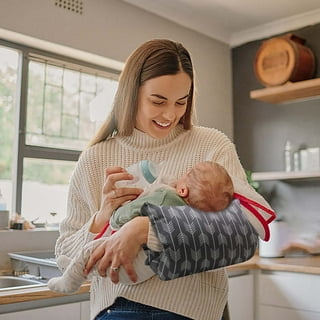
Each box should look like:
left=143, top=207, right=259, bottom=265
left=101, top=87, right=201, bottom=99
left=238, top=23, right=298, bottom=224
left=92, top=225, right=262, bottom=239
left=48, top=271, right=86, bottom=294
left=56, top=255, right=72, bottom=272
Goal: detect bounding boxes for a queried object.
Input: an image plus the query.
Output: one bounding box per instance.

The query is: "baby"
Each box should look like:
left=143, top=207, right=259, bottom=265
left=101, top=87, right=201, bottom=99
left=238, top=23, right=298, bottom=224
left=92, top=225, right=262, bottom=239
left=48, top=161, right=234, bottom=294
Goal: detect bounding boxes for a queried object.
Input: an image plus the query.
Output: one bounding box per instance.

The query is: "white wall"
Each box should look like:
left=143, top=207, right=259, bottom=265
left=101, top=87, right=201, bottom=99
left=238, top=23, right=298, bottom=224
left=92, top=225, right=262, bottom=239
left=0, top=0, right=233, bottom=138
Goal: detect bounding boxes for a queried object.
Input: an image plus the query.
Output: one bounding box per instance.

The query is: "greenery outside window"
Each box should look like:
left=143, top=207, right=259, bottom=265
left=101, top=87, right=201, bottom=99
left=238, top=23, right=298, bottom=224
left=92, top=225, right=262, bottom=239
left=0, top=45, right=19, bottom=214
left=0, top=40, right=120, bottom=227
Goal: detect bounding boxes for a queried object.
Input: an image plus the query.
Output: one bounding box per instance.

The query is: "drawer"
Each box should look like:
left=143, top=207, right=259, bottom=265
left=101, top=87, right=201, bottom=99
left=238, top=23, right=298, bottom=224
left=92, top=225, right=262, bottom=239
left=258, top=271, right=320, bottom=313
left=259, top=305, right=320, bottom=320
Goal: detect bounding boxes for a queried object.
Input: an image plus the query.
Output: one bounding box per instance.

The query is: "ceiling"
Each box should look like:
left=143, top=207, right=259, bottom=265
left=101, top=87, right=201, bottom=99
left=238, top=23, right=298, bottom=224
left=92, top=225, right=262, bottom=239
left=123, top=0, right=320, bottom=47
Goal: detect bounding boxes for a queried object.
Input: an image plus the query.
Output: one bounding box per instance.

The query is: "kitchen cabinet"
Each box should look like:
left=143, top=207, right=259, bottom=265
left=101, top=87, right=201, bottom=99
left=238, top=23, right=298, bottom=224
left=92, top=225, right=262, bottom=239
left=228, top=271, right=254, bottom=320
left=257, top=271, right=320, bottom=320
left=0, top=301, right=90, bottom=320
left=259, top=305, right=320, bottom=320
left=81, top=301, right=90, bottom=319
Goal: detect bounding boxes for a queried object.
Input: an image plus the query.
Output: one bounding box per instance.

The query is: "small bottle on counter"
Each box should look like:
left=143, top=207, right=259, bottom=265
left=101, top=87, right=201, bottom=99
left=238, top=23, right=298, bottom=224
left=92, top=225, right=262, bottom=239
left=0, top=189, right=9, bottom=230
left=284, top=140, right=293, bottom=172
left=0, top=189, right=7, bottom=210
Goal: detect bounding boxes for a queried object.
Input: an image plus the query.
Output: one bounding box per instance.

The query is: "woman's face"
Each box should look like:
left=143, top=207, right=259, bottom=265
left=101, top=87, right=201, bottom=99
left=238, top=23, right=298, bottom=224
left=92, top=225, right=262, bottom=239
left=135, top=72, right=191, bottom=139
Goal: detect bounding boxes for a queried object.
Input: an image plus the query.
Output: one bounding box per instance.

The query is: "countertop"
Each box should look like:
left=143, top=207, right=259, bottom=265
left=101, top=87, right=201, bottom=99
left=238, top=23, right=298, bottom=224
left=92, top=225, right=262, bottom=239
left=0, top=282, right=91, bottom=305
left=1, top=254, right=320, bottom=305
left=227, top=253, right=320, bottom=274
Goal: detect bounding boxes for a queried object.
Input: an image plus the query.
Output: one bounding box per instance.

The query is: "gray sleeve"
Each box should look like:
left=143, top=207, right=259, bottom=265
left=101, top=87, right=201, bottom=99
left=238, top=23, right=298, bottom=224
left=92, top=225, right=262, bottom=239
left=141, top=199, right=258, bottom=281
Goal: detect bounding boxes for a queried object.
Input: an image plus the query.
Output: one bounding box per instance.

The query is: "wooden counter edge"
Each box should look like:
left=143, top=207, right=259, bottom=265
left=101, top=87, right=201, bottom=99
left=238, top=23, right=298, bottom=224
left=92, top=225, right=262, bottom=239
left=0, top=282, right=90, bottom=305
left=1, top=254, right=320, bottom=305
left=227, top=254, right=320, bottom=274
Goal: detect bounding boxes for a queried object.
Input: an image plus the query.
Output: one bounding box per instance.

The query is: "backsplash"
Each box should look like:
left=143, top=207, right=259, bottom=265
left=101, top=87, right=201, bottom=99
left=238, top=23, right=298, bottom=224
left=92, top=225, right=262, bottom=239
left=260, top=180, right=320, bottom=237
left=0, top=230, right=59, bottom=271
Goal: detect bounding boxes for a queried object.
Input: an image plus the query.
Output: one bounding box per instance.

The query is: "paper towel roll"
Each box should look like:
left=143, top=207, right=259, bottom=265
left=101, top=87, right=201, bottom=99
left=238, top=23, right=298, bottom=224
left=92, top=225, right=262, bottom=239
left=259, top=220, right=289, bottom=257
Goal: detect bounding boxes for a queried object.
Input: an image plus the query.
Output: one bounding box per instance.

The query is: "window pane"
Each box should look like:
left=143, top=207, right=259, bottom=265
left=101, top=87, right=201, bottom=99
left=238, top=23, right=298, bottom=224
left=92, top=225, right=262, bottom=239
left=46, top=64, right=63, bottom=86
left=26, top=58, right=118, bottom=151
left=0, top=46, right=20, bottom=212
left=26, top=61, right=45, bottom=135
left=22, top=158, right=76, bottom=227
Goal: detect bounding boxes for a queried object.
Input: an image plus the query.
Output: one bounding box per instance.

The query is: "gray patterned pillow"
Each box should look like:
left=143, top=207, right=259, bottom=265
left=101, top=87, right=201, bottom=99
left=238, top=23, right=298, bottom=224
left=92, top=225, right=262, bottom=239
left=142, top=199, right=258, bottom=280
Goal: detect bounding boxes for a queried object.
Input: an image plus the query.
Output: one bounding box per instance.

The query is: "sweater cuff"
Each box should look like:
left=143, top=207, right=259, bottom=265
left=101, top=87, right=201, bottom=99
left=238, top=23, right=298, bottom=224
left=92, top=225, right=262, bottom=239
left=86, top=212, right=102, bottom=241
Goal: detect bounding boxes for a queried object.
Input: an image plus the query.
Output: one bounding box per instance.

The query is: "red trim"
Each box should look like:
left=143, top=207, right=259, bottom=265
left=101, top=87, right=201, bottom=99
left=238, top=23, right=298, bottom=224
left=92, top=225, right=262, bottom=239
left=233, top=192, right=276, bottom=241
left=93, top=221, right=116, bottom=240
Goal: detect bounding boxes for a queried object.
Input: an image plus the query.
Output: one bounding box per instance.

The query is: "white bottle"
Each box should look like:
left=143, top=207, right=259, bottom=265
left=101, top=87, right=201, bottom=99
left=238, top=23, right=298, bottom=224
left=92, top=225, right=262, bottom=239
left=0, top=189, right=9, bottom=229
left=116, top=160, right=162, bottom=189
left=284, top=140, right=293, bottom=172
left=0, top=190, right=7, bottom=210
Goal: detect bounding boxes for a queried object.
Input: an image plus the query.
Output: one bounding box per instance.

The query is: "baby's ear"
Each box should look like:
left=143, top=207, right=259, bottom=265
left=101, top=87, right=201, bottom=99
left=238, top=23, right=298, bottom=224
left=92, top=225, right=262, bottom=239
left=177, top=185, right=189, bottom=198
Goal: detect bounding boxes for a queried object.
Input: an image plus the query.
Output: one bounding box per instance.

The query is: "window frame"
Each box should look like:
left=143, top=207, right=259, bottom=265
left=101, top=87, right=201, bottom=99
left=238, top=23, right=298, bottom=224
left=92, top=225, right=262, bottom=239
left=0, top=39, right=120, bottom=216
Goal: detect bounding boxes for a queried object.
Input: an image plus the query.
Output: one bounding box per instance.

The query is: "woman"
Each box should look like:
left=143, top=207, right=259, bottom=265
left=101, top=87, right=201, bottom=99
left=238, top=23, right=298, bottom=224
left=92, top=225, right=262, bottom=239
left=55, top=39, right=274, bottom=320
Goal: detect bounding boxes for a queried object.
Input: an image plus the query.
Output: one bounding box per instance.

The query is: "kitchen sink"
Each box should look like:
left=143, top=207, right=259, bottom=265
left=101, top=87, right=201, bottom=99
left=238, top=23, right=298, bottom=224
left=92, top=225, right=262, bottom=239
left=0, top=276, right=44, bottom=291
left=8, top=251, right=61, bottom=279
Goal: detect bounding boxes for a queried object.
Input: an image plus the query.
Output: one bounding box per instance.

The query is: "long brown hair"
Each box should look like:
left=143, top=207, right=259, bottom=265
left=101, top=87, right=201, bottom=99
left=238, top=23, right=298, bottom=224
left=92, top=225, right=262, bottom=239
left=89, top=39, right=195, bottom=147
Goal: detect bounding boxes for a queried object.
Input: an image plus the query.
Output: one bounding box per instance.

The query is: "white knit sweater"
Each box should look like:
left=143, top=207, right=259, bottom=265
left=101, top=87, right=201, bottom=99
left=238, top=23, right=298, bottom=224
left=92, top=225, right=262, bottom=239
left=55, top=125, right=269, bottom=320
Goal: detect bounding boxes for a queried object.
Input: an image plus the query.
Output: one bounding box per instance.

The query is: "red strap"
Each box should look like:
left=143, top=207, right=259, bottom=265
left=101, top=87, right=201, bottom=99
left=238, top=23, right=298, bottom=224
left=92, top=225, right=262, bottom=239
left=233, top=192, right=276, bottom=241
left=93, top=221, right=116, bottom=240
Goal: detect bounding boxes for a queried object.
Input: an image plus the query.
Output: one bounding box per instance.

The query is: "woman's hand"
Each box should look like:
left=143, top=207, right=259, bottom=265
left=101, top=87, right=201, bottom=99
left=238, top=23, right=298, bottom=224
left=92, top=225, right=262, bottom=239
left=90, top=166, right=143, bottom=233
left=85, top=216, right=149, bottom=283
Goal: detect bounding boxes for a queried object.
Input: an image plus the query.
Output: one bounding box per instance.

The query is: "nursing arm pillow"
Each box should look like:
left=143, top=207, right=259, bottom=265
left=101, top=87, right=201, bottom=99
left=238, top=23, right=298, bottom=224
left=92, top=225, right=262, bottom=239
left=142, top=199, right=258, bottom=280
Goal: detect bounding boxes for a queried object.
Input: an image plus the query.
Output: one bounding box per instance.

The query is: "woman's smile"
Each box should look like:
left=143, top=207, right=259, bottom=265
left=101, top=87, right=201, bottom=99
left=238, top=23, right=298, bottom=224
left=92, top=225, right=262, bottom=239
left=135, top=72, right=191, bottom=139
left=153, top=120, right=172, bottom=128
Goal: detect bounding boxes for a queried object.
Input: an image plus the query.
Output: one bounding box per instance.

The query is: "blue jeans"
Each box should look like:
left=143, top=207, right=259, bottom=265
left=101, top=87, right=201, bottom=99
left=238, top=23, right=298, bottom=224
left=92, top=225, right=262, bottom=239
left=95, top=297, right=192, bottom=320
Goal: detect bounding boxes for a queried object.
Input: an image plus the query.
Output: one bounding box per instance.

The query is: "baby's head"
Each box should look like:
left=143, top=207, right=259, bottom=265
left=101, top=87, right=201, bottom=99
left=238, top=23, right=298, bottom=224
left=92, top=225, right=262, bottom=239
left=176, top=161, right=234, bottom=212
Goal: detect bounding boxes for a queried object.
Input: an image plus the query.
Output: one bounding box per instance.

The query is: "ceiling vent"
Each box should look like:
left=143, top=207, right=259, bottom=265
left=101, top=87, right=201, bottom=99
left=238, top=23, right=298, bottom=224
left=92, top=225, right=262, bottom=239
left=54, top=0, right=83, bottom=15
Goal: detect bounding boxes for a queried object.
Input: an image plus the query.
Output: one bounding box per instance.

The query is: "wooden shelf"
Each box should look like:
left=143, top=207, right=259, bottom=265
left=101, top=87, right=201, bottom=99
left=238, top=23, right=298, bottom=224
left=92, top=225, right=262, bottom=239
left=250, top=78, right=320, bottom=103
left=252, top=171, right=320, bottom=181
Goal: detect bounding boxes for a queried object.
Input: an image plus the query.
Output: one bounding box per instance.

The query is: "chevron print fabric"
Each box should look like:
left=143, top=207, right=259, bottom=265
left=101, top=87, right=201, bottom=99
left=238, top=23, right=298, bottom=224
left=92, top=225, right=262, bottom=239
left=142, top=199, right=258, bottom=280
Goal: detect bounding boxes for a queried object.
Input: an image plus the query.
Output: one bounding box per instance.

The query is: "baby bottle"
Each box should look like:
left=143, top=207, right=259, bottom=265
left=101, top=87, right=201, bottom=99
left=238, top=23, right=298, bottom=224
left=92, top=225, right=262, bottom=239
left=116, top=160, right=162, bottom=189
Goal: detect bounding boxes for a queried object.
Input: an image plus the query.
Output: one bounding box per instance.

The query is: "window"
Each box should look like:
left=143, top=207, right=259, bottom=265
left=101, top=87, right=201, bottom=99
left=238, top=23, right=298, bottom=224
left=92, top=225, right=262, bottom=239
left=0, top=40, right=119, bottom=227
left=0, top=45, right=19, bottom=214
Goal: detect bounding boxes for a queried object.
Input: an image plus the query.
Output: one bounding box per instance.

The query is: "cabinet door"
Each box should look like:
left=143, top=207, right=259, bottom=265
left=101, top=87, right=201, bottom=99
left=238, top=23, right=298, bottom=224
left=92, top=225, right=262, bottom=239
left=228, top=273, right=254, bottom=320
left=0, top=303, right=81, bottom=320
left=259, top=305, right=320, bottom=320
left=80, top=301, right=90, bottom=320
left=258, top=271, right=320, bottom=313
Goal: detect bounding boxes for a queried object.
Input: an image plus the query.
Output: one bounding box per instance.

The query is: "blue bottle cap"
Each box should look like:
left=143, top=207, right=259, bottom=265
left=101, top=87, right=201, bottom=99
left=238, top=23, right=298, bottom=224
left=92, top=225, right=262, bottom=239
left=140, top=160, right=158, bottom=184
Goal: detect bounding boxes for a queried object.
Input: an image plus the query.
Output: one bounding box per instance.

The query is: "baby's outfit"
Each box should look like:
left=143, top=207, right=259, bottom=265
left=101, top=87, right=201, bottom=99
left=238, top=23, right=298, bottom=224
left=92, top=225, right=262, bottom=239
left=48, top=236, right=154, bottom=294
left=48, top=186, right=182, bottom=294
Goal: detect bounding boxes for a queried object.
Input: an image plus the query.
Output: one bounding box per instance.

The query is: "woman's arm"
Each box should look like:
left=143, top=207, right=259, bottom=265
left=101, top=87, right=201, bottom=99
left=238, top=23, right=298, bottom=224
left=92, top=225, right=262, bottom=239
left=85, top=216, right=149, bottom=284
left=211, top=139, right=276, bottom=240
left=55, top=151, right=143, bottom=273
